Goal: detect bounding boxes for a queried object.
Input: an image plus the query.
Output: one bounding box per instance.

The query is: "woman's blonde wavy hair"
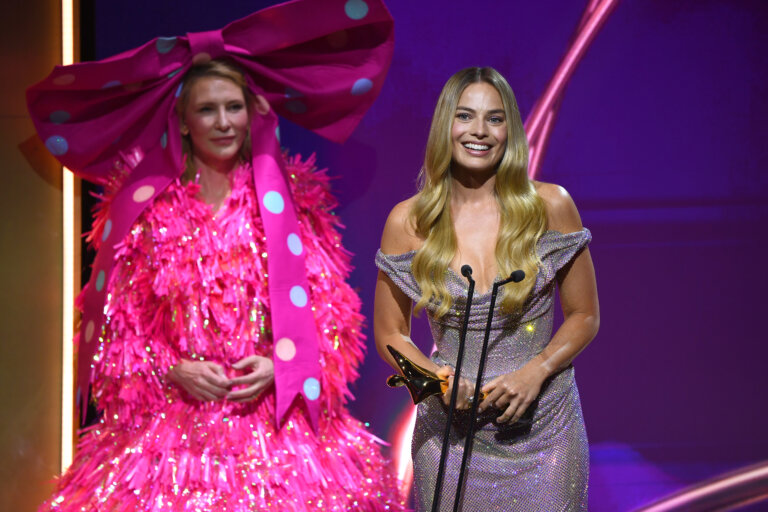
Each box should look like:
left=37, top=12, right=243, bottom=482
left=411, top=67, right=547, bottom=318
left=175, top=59, right=254, bottom=181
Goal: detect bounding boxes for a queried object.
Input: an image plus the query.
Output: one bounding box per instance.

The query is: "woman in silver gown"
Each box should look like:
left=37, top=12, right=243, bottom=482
left=374, top=67, right=600, bottom=511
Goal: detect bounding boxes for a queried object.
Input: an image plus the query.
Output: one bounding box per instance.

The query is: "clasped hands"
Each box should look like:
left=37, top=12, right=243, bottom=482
left=168, top=355, right=274, bottom=403
left=437, top=363, right=546, bottom=424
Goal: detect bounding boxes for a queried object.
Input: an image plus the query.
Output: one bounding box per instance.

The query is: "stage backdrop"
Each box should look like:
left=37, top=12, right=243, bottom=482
left=88, top=1, right=768, bottom=509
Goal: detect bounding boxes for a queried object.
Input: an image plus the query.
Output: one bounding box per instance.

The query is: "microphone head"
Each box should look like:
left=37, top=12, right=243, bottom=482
left=510, top=270, right=525, bottom=283
left=460, top=265, right=473, bottom=278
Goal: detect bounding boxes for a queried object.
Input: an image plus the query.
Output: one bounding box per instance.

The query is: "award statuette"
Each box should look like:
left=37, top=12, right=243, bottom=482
left=385, top=345, right=490, bottom=405
left=385, top=345, right=447, bottom=404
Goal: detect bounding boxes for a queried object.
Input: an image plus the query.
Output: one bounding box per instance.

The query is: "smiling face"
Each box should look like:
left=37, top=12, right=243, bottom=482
left=450, top=81, right=508, bottom=177
left=181, top=76, right=249, bottom=172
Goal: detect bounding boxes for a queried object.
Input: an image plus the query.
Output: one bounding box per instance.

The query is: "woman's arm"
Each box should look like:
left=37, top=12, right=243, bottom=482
left=480, top=184, right=599, bottom=423
left=374, top=199, right=475, bottom=408
left=374, top=199, right=437, bottom=372
left=532, top=183, right=600, bottom=375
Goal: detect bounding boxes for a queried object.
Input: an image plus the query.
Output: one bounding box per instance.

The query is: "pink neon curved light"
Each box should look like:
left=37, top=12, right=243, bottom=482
left=634, top=460, right=768, bottom=511
left=526, top=0, right=620, bottom=178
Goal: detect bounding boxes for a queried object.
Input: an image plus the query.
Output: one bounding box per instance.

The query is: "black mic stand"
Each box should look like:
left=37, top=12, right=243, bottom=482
left=451, top=270, right=525, bottom=511
left=431, top=264, right=475, bottom=512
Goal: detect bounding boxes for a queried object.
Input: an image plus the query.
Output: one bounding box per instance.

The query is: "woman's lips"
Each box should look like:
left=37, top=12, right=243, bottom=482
left=211, top=136, right=236, bottom=146
left=462, top=141, right=492, bottom=155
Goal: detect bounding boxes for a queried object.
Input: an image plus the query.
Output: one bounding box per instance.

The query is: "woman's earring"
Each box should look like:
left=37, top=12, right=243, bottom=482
left=180, top=125, right=189, bottom=136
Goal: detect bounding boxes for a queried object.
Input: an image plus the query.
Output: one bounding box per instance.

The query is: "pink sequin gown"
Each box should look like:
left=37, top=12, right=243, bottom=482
left=41, top=156, right=405, bottom=511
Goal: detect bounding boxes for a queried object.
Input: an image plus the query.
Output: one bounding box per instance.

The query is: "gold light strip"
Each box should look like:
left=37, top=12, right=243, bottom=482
left=61, top=0, right=75, bottom=472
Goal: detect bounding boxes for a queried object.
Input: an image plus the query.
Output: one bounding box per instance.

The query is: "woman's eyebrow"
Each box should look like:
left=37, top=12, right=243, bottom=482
left=456, top=106, right=505, bottom=114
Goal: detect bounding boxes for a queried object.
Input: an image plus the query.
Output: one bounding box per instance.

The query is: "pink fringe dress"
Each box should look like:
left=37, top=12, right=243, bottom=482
left=41, top=156, right=405, bottom=511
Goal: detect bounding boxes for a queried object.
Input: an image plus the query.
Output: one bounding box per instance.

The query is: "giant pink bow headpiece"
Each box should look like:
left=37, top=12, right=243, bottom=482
left=27, top=0, right=394, bottom=431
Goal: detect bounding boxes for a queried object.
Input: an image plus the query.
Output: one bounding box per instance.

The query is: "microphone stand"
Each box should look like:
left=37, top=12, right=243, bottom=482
left=451, top=270, right=525, bottom=511
left=431, top=264, right=475, bottom=512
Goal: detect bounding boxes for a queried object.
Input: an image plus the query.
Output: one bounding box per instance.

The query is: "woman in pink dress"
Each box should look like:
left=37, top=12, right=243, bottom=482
left=28, top=1, right=404, bottom=510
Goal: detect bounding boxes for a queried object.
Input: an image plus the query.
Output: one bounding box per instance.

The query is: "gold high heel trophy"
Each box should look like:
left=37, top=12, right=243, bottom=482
left=385, top=345, right=448, bottom=404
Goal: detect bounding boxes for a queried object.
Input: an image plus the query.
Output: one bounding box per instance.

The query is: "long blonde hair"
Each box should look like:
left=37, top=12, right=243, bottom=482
left=411, top=67, right=547, bottom=317
left=175, top=59, right=254, bottom=181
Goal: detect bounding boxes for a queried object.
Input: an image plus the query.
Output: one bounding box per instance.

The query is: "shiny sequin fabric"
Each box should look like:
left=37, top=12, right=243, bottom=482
left=41, top=156, right=405, bottom=511
left=376, top=229, right=592, bottom=512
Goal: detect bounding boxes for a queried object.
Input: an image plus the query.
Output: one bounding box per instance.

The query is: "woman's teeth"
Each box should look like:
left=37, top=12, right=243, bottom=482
left=463, top=142, right=490, bottom=150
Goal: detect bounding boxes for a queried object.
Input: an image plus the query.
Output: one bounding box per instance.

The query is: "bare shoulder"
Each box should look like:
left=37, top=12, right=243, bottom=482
left=380, top=196, right=422, bottom=254
left=533, top=181, right=583, bottom=234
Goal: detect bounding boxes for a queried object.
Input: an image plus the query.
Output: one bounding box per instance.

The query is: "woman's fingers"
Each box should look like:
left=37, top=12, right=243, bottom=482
left=231, top=355, right=260, bottom=370
left=229, top=365, right=271, bottom=387
left=441, top=375, right=454, bottom=406
left=226, top=356, right=275, bottom=402
left=441, top=375, right=475, bottom=409
left=170, top=359, right=230, bottom=401
left=435, top=366, right=454, bottom=380
left=479, top=385, right=505, bottom=412
left=496, top=399, right=520, bottom=423
left=226, top=382, right=268, bottom=401
left=227, top=385, right=271, bottom=402
left=201, top=364, right=231, bottom=393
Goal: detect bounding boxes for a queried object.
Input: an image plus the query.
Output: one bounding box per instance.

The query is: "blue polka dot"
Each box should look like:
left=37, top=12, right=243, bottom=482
left=351, top=78, right=373, bottom=96
left=160, top=132, right=168, bottom=149
left=285, top=87, right=303, bottom=98
left=287, top=233, right=303, bottom=255
left=49, top=111, right=71, bottom=124
left=155, top=37, right=177, bottom=54
left=263, top=191, right=284, bottom=214
left=290, top=286, right=308, bottom=308
left=175, top=83, right=183, bottom=98
left=344, top=0, right=369, bottom=20
left=275, top=125, right=281, bottom=142
left=168, top=67, right=183, bottom=79
left=303, top=378, right=321, bottom=401
left=45, top=135, right=68, bottom=156
left=102, top=219, right=112, bottom=242
left=284, top=100, right=307, bottom=114
left=102, top=80, right=122, bottom=89
left=95, top=270, right=106, bottom=292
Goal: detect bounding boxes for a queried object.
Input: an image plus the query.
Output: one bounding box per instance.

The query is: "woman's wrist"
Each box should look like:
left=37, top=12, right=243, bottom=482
left=525, top=355, right=553, bottom=381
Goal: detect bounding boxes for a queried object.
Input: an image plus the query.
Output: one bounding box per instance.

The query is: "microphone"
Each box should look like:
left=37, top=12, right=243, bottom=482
left=460, top=264, right=474, bottom=281
left=510, top=269, right=525, bottom=283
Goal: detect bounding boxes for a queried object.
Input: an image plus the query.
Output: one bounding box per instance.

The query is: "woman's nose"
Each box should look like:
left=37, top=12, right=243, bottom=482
left=470, top=118, right=487, bottom=137
left=215, top=108, right=230, bottom=130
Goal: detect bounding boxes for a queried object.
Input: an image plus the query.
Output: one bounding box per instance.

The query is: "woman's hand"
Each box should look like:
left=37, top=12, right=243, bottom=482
left=168, top=359, right=231, bottom=401
left=479, top=364, right=547, bottom=423
left=437, top=366, right=475, bottom=410
left=226, top=355, right=275, bottom=403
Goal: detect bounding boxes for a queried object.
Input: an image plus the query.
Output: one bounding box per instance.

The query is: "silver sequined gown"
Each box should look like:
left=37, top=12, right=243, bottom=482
left=376, top=229, right=592, bottom=512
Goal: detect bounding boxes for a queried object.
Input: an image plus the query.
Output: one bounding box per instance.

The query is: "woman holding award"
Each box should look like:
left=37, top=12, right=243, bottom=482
left=374, top=67, right=599, bottom=511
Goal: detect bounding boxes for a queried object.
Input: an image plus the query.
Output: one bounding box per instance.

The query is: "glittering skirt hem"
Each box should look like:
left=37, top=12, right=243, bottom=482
left=39, top=401, right=406, bottom=512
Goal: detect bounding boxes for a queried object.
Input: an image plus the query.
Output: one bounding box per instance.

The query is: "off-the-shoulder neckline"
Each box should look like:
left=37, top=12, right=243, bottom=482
left=377, top=228, right=590, bottom=296
left=377, top=228, right=589, bottom=259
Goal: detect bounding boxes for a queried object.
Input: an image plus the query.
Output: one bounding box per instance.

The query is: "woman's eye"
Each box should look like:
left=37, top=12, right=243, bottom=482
left=228, top=103, right=244, bottom=112
left=456, top=112, right=471, bottom=121
left=489, top=116, right=504, bottom=124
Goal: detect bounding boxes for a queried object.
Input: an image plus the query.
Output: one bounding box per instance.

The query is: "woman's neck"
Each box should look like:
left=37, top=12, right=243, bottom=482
left=193, top=155, right=238, bottom=210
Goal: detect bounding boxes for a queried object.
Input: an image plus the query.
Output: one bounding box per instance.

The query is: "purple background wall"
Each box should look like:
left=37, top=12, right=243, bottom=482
left=91, top=1, right=768, bottom=508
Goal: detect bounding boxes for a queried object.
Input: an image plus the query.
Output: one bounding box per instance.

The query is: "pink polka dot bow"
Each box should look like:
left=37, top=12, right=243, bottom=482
left=26, top=0, right=394, bottom=431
